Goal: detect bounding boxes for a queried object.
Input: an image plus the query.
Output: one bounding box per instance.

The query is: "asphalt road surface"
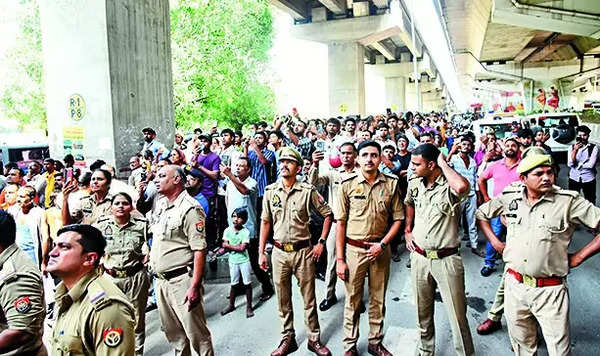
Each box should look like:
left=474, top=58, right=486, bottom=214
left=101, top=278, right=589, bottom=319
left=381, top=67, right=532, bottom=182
left=141, top=164, right=600, bottom=355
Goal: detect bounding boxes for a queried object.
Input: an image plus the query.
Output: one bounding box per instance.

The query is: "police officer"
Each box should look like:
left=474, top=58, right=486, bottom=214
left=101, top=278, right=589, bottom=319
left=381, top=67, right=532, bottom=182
left=62, top=169, right=113, bottom=226
left=476, top=148, right=600, bottom=355
left=309, top=141, right=358, bottom=311
left=259, top=147, right=333, bottom=356
left=404, top=143, right=474, bottom=356
left=149, top=165, right=214, bottom=356
left=0, top=211, right=46, bottom=355
left=335, top=140, right=404, bottom=356
left=94, top=192, right=150, bottom=355
left=47, top=224, right=135, bottom=355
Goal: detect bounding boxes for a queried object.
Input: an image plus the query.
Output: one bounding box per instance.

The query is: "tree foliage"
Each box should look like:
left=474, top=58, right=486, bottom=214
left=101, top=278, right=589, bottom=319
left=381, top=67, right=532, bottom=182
left=0, top=0, right=46, bottom=130
left=170, top=0, right=276, bottom=130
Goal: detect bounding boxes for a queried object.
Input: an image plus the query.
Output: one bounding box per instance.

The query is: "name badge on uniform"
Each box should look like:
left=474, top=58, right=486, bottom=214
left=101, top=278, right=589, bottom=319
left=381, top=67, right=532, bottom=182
left=353, top=195, right=366, bottom=200
left=271, top=195, right=282, bottom=208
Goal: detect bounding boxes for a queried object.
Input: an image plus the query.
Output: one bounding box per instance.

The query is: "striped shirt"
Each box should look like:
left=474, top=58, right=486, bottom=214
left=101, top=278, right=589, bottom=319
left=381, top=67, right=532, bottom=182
left=450, top=155, right=477, bottom=196
left=248, top=148, right=275, bottom=197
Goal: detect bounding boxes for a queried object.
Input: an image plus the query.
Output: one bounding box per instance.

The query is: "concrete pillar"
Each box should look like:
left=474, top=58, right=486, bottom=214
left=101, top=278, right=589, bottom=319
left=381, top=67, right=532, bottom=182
left=384, top=76, right=405, bottom=112
left=39, top=0, right=174, bottom=175
left=328, top=42, right=366, bottom=116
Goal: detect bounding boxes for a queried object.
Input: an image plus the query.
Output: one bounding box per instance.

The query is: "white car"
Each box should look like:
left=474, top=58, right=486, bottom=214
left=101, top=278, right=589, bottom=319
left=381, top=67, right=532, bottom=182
left=472, top=114, right=522, bottom=142
left=522, top=113, right=580, bottom=153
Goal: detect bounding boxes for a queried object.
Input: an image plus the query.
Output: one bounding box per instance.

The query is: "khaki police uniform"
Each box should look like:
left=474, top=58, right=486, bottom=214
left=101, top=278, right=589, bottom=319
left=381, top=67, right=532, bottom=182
left=261, top=180, right=332, bottom=342
left=51, top=269, right=135, bottom=356
left=476, top=183, right=600, bottom=356
left=94, top=216, right=150, bottom=356
left=308, top=164, right=357, bottom=301
left=405, top=174, right=474, bottom=356
left=148, top=191, right=213, bottom=356
left=336, top=171, right=404, bottom=351
left=71, top=193, right=113, bottom=225
left=0, top=244, right=46, bottom=356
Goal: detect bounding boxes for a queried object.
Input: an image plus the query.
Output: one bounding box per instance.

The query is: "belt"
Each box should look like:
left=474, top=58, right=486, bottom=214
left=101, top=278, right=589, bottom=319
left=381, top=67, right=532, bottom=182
left=273, top=239, right=311, bottom=252
left=346, top=237, right=381, bottom=249
left=103, top=263, right=144, bottom=278
left=413, top=243, right=459, bottom=259
left=155, top=266, right=190, bottom=281
left=507, top=268, right=564, bottom=288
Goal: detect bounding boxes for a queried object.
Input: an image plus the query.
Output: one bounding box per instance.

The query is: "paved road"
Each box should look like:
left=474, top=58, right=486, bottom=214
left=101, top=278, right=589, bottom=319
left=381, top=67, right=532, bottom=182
left=143, top=165, right=600, bottom=355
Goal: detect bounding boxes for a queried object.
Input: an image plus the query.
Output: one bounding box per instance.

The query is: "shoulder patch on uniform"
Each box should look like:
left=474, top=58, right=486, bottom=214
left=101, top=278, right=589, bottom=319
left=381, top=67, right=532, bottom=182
left=103, top=328, right=123, bottom=347
left=195, top=221, right=205, bottom=233
left=14, top=296, right=32, bottom=313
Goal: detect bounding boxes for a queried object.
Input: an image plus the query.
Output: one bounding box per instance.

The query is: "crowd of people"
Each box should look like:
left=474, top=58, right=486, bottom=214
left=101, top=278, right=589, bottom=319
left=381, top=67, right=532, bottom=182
left=0, top=109, right=599, bottom=356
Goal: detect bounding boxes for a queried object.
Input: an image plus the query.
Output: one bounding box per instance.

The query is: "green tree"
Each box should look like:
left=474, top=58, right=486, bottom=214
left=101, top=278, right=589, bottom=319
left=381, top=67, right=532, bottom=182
left=0, top=0, right=46, bottom=130
left=170, top=0, right=275, bottom=130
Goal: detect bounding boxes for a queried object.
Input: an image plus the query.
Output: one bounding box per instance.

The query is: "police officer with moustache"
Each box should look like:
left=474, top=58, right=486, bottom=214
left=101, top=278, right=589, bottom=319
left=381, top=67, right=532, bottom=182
left=476, top=148, right=600, bottom=355
left=335, top=140, right=404, bottom=356
left=404, top=143, right=474, bottom=356
left=308, top=141, right=358, bottom=311
left=259, top=147, right=333, bottom=356
left=148, top=165, right=214, bottom=356
left=0, top=211, right=46, bottom=356
left=93, top=193, right=150, bottom=356
left=47, top=224, right=135, bottom=356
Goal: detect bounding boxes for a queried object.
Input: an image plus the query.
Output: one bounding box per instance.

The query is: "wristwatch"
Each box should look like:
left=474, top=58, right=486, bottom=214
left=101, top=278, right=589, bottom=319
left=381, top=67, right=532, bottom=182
left=318, top=238, right=326, bottom=245
left=379, top=241, right=387, bottom=250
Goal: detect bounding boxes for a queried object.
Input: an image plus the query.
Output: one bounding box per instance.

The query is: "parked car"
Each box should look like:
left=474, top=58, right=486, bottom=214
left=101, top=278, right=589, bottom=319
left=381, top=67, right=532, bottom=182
left=0, top=143, right=50, bottom=172
left=522, top=112, right=580, bottom=153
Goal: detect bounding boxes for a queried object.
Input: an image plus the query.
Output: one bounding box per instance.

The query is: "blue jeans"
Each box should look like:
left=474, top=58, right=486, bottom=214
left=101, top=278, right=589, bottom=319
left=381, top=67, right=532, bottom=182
left=484, top=217, right=505, bottom=268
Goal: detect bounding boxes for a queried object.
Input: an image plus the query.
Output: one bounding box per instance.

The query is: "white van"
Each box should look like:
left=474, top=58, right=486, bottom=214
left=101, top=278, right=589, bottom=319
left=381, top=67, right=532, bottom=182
left=522, top=113, right=580, bottom=153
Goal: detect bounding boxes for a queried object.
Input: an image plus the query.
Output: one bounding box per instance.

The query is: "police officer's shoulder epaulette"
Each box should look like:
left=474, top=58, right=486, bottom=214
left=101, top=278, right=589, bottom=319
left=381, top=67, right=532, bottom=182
left=299, top=182, right=314, bottom=190
left=0, top=260, right=18, bottom=285
left=382, top=172, right=398, bottom=180
left=88, top=275, right=131, bottom=312
left=79, top=194, right=92, bottom=202
left=554, top=187, right=579, bottom=198
left=408, top=175, right=420, bottom=181
left=264, top=182, right=278, bottom=191
left=96, top=216, right=111, bottom=224
left=341, top=173, right=358, bottom=183
left=131, top=216, right=147, bottom=223
left=501, top=182, right=523, bottom=195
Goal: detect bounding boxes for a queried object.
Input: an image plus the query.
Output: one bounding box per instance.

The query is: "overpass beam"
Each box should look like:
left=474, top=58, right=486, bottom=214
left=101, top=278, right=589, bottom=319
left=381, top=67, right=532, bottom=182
left=328, top=42, right=366, bottom=116
left=318, top=0, right=346, bottom=15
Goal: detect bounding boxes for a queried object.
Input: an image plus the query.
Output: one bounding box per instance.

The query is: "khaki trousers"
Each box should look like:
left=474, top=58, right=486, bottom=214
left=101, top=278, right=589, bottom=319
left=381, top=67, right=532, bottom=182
left=156, top=273, right=214, bottom=356
left=411, top=253, right=474, bottom=356
left=488, top=272, right=505, bottom=322
left=106, top=268, right=150, bottom=356
left=343, top=244, right=391, bottom=351
left=504, top=273, right=570, bottom=356
left=324, top=221, right=337, bottom=300
left=271, top=245, right=320, bottom=342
